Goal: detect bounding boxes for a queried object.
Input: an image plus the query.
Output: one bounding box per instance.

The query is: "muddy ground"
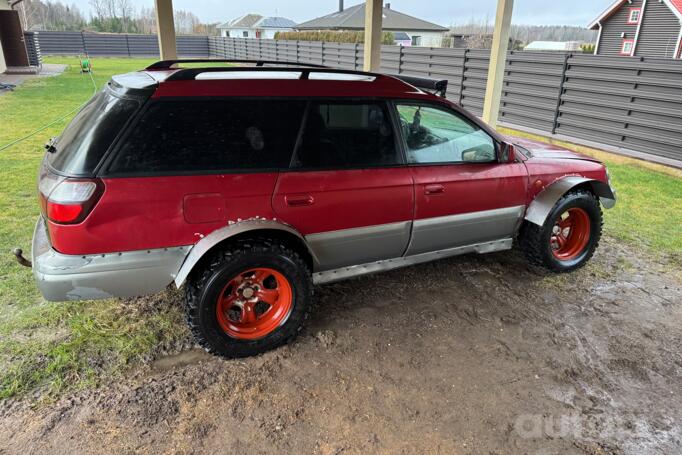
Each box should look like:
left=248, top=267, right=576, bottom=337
left=0, top=238, right=680, bottom=455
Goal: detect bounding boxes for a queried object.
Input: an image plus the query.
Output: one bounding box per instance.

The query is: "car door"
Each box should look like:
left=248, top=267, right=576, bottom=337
left=394, top=101, right=528, bottom=256
left=272, top=100, right=414, bottom=271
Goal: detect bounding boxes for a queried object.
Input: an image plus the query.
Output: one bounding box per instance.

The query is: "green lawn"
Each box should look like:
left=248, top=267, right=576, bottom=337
left=0, top=57, right=680, bottom=400
left=0, top=57, right=189, bottom=400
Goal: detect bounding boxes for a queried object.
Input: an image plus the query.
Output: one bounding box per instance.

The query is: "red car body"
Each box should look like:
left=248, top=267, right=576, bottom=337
left=31, top=61, right=616, bottom=304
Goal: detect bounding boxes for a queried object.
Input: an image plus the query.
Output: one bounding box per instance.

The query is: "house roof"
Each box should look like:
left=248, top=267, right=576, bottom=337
left=588, top=0, right=682, bottom=29
left=255, top=17, right=297, bottom=28
left=218, top=14, right=263, bottom=29
left=295, top=3, right=448, bottom=32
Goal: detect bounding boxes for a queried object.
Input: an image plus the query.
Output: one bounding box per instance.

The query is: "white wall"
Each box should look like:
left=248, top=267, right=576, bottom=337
left=261, top=28, right=292, bottom=39
left=221, top=28, right=254, bottom=38
left=401, top=31, right=444, bottom=47
left=220, top=28, right=293, bottom=39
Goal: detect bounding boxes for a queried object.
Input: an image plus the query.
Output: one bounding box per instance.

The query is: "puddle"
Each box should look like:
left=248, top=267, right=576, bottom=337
left=151, top=349, right=214, bottom=373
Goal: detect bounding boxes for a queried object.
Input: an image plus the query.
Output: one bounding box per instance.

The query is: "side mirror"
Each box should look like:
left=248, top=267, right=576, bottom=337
left=499, top=142, right=517, bottom=163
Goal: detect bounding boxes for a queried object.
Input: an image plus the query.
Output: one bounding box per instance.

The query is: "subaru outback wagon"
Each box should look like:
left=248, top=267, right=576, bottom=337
left=27, top=59, right=616, bottom=358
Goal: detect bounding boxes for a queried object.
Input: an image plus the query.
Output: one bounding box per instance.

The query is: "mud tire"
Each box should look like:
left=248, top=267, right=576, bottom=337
left=519, top=189, right=602, bottom=273
left=185, top=238, right=312, bottom=358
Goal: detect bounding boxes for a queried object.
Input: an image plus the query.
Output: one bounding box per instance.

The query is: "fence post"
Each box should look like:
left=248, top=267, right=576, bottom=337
left=398, top=44, right=404, bottom=74
left=125, top=34, right=131, bottom=58
left=552, top=52, right=570, bottom=134
left=296, top=40, right=300, bottom=64
left=458, top=48, right=469, bottom=105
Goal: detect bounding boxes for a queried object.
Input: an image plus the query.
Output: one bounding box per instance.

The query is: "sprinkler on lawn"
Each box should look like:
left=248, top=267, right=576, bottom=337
left=79, top=55, right=92, bottom=74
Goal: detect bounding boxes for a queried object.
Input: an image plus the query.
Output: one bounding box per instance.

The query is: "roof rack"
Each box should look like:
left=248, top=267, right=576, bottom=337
left=145, top=59, right=330, bottom=71
left=391, top=74, right=448, bottom=98
left=163, top=66, right=381, bottom=82
left=145, top=59, right=448, bottom=97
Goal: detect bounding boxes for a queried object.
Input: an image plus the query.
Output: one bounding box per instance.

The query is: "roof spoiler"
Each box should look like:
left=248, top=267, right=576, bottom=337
left=391, top=74, right=448, bottom=98
left=145, top=59, right=330, bottom=70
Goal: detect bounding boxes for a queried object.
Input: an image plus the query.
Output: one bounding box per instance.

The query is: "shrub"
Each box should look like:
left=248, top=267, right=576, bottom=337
left=274, top=30, right=394, bottom=45
left=580, top=43, right=596, bottom=54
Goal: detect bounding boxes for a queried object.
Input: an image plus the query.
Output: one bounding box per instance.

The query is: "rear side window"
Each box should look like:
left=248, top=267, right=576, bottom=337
left=291, top=101, right=399, bottom=169
left=48, top=89, right=140, bottom=176
left=106, top=99, right=306, bottom=175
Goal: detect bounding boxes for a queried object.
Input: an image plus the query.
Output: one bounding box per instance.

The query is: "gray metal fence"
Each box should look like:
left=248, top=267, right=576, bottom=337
left=209, top=37, right=682, bottom=162
left=35, top=31, right=210, bottom=57
left=23, top=32, right=42, bottom=67
left=33, top=32, right=682, bottom=162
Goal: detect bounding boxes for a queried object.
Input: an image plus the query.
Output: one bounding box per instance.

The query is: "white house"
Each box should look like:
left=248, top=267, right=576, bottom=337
left=295, top=2, right=448, bottom=47
left=218, top=14, right=297, bottom=39
left=524, top=41, right=583, bottom=52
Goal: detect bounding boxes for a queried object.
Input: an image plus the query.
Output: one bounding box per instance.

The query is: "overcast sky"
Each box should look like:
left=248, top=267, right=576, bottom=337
left=66, top=0, right=611, bottom=27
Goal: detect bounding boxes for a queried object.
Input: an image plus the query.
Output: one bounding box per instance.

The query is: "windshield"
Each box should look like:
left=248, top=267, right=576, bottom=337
left=47, top=88, right=141, bottom=176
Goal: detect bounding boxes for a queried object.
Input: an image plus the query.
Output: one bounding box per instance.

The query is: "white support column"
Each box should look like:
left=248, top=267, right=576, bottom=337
left=632, top=0, right=647, bottom=56
left=154, top=0, right=177, bottom=60
left=674, top=26, right=682, bottom=58
left=595, top=22, right=603, bottom=55
left=363, top=0, right=383, bottom=72
left=482, top=0, right=514, bottom=128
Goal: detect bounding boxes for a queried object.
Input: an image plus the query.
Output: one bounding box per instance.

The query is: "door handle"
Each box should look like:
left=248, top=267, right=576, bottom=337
left=285, top=194, right=315, bottom=207
left=424, top=184, right=445, bottom=195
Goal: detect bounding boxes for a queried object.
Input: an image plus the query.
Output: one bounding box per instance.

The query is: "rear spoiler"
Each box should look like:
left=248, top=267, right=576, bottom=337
left=391, top=74, right=448, bottom=98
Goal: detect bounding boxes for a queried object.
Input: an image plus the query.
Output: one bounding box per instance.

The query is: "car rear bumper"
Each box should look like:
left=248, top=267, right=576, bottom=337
left=32, top=217, right=192, bottom=301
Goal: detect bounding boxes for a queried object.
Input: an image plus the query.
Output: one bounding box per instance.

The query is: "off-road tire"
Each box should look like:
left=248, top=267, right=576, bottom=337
left=519, top=189, right=602, bottom=273
left=185, top=238, right=312, bottom=358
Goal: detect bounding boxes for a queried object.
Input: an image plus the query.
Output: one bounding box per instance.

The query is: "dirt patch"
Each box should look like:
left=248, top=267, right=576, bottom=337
left=0, top=238, right=680, bottom=454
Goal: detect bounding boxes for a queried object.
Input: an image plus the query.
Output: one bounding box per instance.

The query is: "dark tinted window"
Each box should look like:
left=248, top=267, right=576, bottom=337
left=291, top=102, right=398, bottom=169
left=48, top=89, right=140, bottom=175
left=107, top=100, right=306, bottom=174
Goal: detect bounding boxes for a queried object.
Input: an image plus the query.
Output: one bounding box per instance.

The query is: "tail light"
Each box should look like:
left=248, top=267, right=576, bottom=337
left=38, top=164, right=104, bottom=225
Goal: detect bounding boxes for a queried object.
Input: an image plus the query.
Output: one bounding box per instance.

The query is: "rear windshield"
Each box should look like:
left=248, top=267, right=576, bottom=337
left=47, top=88, right=141, bottom=176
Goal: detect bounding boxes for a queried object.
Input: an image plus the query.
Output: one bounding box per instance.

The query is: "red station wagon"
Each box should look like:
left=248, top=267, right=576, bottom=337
left=24, top=60, right=616, bottom=358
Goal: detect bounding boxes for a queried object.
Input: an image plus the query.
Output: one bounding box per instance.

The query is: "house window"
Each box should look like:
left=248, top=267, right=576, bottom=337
left=243, top=31, right=249, bottom=38
left=627, top=8, right=641, bottom=24
left=411, top=35, right=422, bottom=46
left=620, top=39, right=634, bottom=56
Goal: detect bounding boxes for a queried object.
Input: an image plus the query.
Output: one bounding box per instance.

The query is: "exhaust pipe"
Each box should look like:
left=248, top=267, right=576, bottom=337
left=13, top=248, right=32, bottom=267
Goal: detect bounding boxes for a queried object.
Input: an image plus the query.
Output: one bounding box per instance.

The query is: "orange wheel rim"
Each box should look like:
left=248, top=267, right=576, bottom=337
left=216, top=268, right=293, bottom=340
left=550, top=207, right=591, bottom=261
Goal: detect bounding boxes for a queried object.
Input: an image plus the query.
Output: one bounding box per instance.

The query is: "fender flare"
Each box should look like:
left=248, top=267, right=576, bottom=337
left=524, top=176, right=617, bottom=227
left=173, top=219, right=316, bottom=287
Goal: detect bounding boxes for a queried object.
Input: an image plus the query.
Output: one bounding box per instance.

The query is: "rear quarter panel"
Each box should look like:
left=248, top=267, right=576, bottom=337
left=48, top=173, right=279, bottom=255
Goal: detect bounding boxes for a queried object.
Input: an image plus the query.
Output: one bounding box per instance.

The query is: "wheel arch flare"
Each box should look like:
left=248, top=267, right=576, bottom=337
left=174, top=219, right=317, bottom=288
left=524, top=176, right=616, bottom=227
